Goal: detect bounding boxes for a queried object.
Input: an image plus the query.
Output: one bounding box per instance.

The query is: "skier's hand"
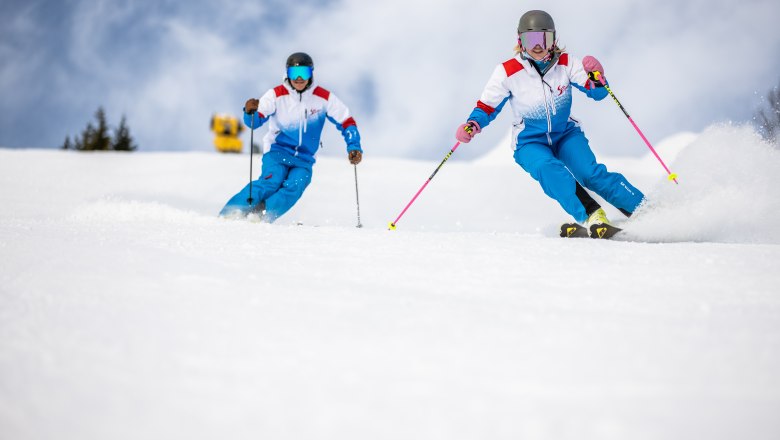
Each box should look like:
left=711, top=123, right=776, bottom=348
left=583, top=56, right=606, bottom=87
left=455, top=121, right=481, bottom=143
left=244, top=98, right=259, bottom=115
left=349, top=150, right=362, bottom=165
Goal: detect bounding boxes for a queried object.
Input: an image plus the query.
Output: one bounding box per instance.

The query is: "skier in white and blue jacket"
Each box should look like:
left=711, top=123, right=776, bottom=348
left=220, top=52, right=363, bottom=222
left=456, top=10, right=644, bottom=233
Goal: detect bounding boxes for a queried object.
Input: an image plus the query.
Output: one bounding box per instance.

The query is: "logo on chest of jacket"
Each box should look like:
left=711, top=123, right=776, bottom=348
left=557, top=85, right=568, bottom=96
left=308, top=108, right=321, bottom=117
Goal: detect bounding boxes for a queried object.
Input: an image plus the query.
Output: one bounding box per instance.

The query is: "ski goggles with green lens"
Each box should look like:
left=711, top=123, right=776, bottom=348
left=519, top=31, right=555, bottom=50
left=287, top=65, right=313, bottom=81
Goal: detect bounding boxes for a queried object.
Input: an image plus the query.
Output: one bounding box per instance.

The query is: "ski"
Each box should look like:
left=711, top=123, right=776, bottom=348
left=588, top=223, right=622, bottom=239
left=560, top=222, right=622, bottom=239
left=559, top=222, right=589, bottom=238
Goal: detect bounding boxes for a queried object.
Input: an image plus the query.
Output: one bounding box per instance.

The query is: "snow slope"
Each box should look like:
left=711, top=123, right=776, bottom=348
left=1, top=124, right=779, bottom=440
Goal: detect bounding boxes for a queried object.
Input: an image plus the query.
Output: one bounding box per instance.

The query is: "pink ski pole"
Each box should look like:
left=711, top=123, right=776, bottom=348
left=590, top=72, right=679, bottom=184
left=388, top=141, right=462, bottom=230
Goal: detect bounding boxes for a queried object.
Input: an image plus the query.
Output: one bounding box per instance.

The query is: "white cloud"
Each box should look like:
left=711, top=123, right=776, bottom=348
left=1, top=0, right=778, bottom=158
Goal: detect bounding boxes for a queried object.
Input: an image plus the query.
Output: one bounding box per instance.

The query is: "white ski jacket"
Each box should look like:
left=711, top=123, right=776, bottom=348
left=466, top=53, right=608, bottom=148
left=244, top=81, right=361, bottom=164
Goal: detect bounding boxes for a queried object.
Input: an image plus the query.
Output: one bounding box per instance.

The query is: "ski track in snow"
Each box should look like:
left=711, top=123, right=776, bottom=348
left=1, top=124, right=779, bottom=440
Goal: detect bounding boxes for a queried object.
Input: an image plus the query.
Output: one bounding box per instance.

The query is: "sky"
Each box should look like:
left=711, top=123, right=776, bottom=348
left=1, top=0, right=779, bottom=159
left=1, top=125, right=779, bottom=439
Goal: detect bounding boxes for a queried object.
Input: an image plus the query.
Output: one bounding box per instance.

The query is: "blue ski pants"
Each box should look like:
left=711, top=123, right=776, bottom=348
left=219, top=150, right=313, bottom=222
left=513, top=127, right=644, bottom=223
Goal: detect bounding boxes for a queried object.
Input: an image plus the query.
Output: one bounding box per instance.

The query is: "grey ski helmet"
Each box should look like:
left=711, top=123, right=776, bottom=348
left=517, top=10, right=555, bottom=34
left=286, top=52, right=314, bottom=68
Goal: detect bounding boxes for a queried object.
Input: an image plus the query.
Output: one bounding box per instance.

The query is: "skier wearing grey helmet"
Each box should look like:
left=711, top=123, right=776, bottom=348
left=219, top=52, right=363, bottom=222
left=455, top=10, right=645, bottom=238
left=518, top=9, right=555, bottom=33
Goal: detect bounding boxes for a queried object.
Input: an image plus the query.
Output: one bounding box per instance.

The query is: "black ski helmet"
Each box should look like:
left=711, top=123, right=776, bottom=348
left=286, top=52, right=314, bottom=69
left=517, top=10, right=555, bottom=34
left=285, top=52, right=314, bottom=90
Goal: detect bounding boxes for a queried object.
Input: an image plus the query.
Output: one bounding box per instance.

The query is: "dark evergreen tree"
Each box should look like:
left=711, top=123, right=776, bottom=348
left=75, top=122, right=95, bottom=151
left=65, top=107, right=137, bottom=152
left=92, top=107, right=112, bottom=151
left=112, top=115, right=137, bottom=151
left=754, top=79, right=780, bottom=144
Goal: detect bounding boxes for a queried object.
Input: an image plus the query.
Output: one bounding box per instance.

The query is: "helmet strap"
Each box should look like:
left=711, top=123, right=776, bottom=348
left=520, top=47, right=553, bottom=64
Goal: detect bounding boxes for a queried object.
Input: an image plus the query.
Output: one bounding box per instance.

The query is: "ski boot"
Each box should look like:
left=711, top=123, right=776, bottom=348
left=586, top=208, right=621, bottom=239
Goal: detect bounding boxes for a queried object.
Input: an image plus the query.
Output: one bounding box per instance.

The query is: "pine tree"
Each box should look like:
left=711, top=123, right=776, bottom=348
left=75, top=122, right=95, bottom=151
left=112, top=115, right=137, bottom=151
left=92, top=107, right=112, bottom=151
left=754, top=79, right=780, bottom=145
left=64, top=106, right=137, bottom=152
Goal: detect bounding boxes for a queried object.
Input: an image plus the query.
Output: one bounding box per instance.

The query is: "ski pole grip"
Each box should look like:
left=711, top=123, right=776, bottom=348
left=587, top=71, right=604, bottom=84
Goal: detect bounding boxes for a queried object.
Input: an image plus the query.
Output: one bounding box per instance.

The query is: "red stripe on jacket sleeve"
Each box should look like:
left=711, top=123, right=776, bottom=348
left=502, top=58, right=524, bottom=77
left=558, top=53, right=569, bottom=66
left=273, top=85, right=289, bottom=97
left=476, top=100, right=496, bottom=115
left=341, top=117, right=356, bottom=129
left=313, top=86, right=330, bottom=100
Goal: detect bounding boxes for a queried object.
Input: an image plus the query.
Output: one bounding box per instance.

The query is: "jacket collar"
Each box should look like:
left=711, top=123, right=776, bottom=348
left=518, top=52, right=561, bottom=77
left=283, top=78, right=315, bottom=95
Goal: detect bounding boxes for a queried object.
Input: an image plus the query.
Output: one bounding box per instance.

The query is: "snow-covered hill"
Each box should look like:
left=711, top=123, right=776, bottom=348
left=1, top=124, right=779, bottom=440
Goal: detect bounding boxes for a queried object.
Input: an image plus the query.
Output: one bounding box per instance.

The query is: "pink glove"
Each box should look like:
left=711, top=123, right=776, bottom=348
left=455, top=121, right=481, bottom=143
left=582, top=55, right=606, bottom=87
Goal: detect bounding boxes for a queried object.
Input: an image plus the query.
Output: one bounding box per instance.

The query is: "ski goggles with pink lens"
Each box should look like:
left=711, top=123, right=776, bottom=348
left=287, top=65, right=313, bottom=81
left=519, top=31, right=555, bottom=50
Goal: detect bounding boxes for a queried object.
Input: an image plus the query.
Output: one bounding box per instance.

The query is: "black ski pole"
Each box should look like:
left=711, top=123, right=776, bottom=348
left=246, top=112, right=256, bottom=206
left=353, top=164, right=363, bottom=228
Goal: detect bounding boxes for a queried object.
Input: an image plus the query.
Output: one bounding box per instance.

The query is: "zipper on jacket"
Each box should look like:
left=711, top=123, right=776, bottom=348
left=295, top=92, right=305, bottom=155
left=540, top=78, right=553, bottom=145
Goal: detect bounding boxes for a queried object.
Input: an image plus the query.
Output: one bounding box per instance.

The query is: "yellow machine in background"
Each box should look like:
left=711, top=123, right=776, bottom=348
left=210, top=114, right=244, bottom=153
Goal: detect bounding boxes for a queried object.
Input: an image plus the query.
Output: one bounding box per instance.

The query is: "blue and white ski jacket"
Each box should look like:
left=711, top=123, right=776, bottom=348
left=467, top=53, right=608, bottom=148
left=244, top=81, right=362, bottom=164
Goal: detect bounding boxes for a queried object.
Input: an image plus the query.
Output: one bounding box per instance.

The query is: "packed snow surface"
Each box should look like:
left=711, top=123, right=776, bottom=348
left=1, top=124, right=779, bottom=440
